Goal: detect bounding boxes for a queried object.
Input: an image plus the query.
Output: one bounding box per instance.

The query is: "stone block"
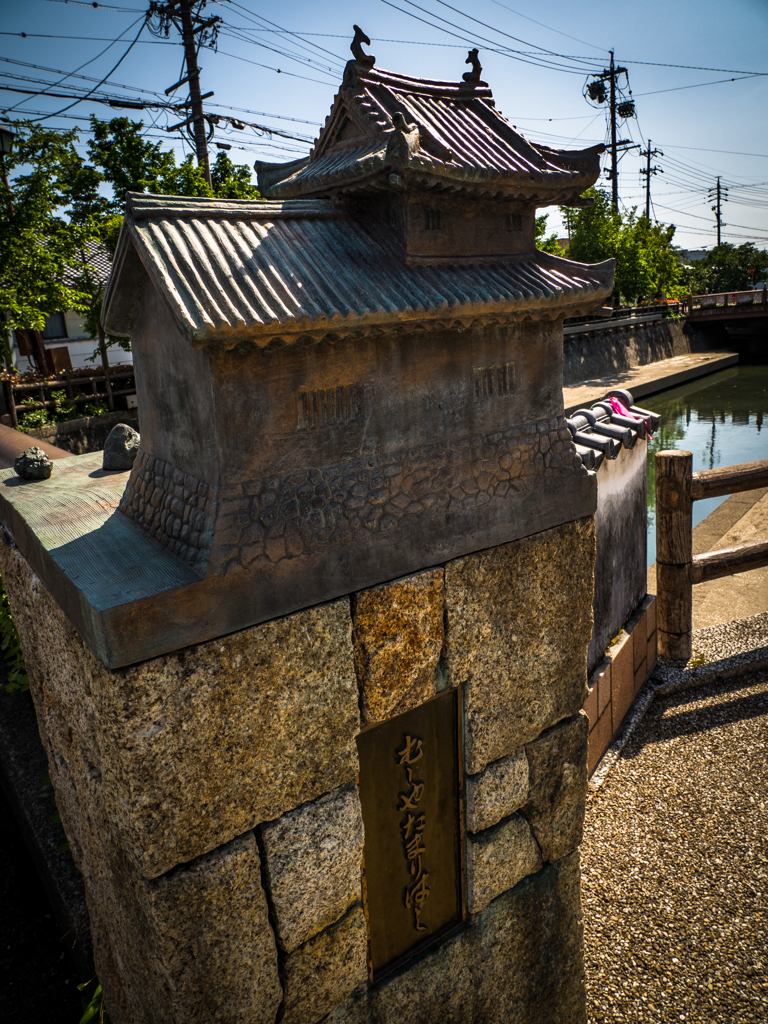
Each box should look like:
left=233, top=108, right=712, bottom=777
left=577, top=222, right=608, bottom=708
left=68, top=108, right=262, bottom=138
left=465, top=748, right=529, bottom=833
left=634, top=656, right=647, bottom=695
left=583, top=680, right=598, bottom=732
left=522, top=713, right=588, bottom=863
left=444, top=517, right=595, bottom=774
left=281, top=905, right=368, bottom=1024
left=352, top=569, right=444, bottom=724
left=259, top=783, right=364, bottom=952
left=588, top=707, right=613, bottom=777
left=610, top=630, right=635, bottom=732
left=647, top=629, right=657, bottom=676
left=138, top=833, right=282, bottom=1024
left=322, top=852, right=586, bottom=1024
left=0, top=543, right=360, bottom=878
left=647, top=594, right=657, bottom=636
left=595, top=657, right=611, bottom=717
left=465, top=813, right=542, bottom=913
left=632, top=606, right=647, bottom=672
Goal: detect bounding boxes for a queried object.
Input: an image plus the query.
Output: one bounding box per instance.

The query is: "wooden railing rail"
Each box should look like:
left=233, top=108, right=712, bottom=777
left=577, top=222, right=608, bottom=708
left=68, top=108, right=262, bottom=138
left=656, top=451, right=768, bottom=662
left=1, top=369, right=136, bottom=429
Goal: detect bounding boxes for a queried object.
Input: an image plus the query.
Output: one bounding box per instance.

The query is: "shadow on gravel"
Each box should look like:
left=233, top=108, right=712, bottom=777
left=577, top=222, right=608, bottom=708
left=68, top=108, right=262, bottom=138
left=621, top=671, right=768, bottom=756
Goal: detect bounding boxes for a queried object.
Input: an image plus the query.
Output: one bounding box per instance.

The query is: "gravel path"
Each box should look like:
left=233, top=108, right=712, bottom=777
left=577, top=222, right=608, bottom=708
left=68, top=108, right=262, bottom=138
left=581, top=667, right=768, bottom=1023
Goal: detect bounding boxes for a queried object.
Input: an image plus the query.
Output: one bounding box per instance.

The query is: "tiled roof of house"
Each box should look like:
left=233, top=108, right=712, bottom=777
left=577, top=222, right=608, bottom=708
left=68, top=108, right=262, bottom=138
left=258, top=61, right=603, bottom=202
left=62, top=238, right=112, bottom=288
left=103, top=194, right=614, bottom=347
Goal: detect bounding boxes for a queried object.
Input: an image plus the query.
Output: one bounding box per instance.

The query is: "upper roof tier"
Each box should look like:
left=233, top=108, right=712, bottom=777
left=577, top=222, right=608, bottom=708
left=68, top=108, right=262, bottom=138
left=258, top=52, right=604, bottom=204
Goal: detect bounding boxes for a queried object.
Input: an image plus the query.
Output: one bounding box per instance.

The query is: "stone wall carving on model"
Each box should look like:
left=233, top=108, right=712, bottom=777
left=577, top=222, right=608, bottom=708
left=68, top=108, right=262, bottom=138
left=119, top=417, right=584, bottom=574
left=0, top=513, right=594, bottom=1024
left=119, top=448, right=214, bottom=568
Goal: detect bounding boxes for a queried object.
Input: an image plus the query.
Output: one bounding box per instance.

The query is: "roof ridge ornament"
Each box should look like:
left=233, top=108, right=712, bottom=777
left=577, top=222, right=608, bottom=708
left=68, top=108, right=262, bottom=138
left=462, top=48, right=486, bottom=86
left=351, top=25, right=375, bottom=68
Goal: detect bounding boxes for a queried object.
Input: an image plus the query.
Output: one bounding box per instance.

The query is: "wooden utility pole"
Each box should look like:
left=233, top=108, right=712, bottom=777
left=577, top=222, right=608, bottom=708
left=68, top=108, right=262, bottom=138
left=608, top=51, right=619, bottom=212
left=151, top=0, right=219, bottom=186
left=639, top=140, right=662, bottom=220
left=177, top=0, right=211, bottom=186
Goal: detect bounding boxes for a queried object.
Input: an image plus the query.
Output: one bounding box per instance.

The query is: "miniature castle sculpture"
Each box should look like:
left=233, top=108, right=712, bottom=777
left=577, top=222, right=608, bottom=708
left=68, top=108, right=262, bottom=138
left=3, top=41, right=613, bottom=668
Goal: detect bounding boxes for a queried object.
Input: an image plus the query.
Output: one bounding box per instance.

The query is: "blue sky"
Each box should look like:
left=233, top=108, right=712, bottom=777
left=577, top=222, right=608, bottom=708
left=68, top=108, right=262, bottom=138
left=2, top=0, right=767, bottom=251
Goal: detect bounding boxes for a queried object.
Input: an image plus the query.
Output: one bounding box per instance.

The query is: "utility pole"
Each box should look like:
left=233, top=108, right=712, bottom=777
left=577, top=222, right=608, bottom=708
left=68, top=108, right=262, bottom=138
left=608, top=51, right=619, bottom=212
left=708, top=176, right=727, bottom=246
left=178, top=0, right=211, bottom=185
left=148, top=0, right=220, bottom=186
left=639, top=140, right=663, bottom=220
left=586, top=52, right=636, bottom=212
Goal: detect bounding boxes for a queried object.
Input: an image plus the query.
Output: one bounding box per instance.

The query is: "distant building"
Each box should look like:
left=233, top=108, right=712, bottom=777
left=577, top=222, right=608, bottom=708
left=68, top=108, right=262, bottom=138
left=11, top=241, right=133, bottom=374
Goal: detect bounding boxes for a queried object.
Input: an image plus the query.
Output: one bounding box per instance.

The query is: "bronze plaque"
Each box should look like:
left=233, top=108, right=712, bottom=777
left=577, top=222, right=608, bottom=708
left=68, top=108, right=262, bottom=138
left=356, top=689, right=464, bottom=981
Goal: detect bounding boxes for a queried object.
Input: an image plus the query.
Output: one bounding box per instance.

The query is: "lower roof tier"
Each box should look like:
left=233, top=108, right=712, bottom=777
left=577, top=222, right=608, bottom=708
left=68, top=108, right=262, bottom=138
left=104, top=194, right=614, bottom=349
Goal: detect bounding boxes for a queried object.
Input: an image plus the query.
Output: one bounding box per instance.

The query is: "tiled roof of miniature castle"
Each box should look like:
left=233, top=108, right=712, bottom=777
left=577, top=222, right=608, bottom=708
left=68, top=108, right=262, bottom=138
left=258, top=57, right=603, bottom=202
left=103, top=194, right=614, bottom=348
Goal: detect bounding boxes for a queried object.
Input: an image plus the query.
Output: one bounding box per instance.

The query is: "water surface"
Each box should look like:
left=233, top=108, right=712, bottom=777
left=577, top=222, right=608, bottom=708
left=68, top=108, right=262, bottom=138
left=642, top=366, right=768, bottom=567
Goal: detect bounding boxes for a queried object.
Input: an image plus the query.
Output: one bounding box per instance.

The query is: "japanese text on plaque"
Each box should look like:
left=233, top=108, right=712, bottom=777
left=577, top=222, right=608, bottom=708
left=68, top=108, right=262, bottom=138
left=397, top=734, right=429, bottom=931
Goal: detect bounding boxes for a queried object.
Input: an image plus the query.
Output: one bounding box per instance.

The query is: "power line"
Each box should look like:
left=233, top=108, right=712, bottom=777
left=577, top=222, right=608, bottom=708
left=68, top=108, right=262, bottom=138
left=377, top=0, right=601, bottom=76
left=634, top=74, right=763, bottom=98
left=1, top=14, right=148, bottom=115
left=31, top=15, right=149, bottom=122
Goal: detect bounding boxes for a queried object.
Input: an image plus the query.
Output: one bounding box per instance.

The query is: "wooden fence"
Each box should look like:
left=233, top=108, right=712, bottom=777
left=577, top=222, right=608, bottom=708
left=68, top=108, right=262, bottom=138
left=655, top=451, right=768, bottom=662
left=1, top=368, right=136, bottom=429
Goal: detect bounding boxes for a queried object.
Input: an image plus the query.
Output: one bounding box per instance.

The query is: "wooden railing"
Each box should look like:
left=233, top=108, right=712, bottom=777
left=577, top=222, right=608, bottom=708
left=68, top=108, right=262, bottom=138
left=0, top=368, right=136, bottom=429
left=656, top=451, right=768, bottom=662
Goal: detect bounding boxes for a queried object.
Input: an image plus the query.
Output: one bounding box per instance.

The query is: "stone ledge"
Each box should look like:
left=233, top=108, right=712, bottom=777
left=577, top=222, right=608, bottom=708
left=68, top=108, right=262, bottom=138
left=589, top=611, right=768, bottom=792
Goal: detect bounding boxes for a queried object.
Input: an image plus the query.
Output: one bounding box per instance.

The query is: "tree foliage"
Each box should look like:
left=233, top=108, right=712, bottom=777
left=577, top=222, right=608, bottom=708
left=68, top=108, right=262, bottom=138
left=685, top=243, right=768, bottom=294
left=0, top=117, right=260, bottom=354
left=0, top=123, right=95, bottom=337
left=561, top=187, right=685, bottom=304
left=535, top=213, right=561, bottom=254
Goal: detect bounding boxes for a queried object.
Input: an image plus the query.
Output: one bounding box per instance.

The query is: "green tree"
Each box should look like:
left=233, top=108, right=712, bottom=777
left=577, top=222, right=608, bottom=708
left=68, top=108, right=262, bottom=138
left=0, top=117, right=260, bottom=363
left=0, top=122, right=96, bottom=350
left=686, top=243, right=768, bottom=293
left=535, top=213, right=561, bottom=254
left=562, top=187, right=684, bottom=304
left=87, top=116, right=260, bottom=207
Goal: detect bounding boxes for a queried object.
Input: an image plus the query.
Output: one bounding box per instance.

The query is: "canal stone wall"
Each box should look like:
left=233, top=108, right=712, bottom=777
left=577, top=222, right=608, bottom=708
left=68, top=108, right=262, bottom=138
left=563, top=319, right=694, bottom=386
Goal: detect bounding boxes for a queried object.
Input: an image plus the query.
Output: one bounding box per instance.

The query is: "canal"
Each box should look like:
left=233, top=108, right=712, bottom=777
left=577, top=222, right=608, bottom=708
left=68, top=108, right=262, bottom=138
left=643, top=365, right=768, bottom=567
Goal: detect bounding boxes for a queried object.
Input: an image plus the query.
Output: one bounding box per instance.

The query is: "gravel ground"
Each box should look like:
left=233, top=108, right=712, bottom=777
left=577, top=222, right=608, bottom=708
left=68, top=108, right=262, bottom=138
left=581, top=666, right=768, bottom=1023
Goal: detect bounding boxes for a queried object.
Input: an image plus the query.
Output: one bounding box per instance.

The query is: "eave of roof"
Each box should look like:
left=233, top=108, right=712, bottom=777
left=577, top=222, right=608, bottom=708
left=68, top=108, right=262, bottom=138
left=262, top=61, right=604, bottom=203
left=102, top=194, right=615, bottom=350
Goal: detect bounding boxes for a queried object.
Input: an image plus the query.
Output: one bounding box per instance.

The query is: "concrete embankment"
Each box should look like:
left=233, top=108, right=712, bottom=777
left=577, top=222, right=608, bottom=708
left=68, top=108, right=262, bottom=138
left=563, top=317, right=693, bottom=386
left=562, top=315, right=738, bottom=413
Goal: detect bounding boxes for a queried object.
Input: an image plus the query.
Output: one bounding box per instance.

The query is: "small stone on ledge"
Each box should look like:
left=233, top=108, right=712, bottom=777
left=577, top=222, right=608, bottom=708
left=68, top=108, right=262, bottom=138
left=14, top=446, right=53, bottom=480
left=103, top=423, right=140, bottom=471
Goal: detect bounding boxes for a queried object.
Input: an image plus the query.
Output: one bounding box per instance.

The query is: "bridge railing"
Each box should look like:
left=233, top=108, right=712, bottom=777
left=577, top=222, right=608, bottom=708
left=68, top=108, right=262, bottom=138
left=686, top=286, right=768, bottom=314
left=656, top=450, right=768, bottom=663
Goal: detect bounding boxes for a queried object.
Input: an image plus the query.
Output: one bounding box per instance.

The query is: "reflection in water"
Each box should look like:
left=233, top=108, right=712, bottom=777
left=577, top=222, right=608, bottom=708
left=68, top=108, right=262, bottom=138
left=643, top=367, right=768, bottom=567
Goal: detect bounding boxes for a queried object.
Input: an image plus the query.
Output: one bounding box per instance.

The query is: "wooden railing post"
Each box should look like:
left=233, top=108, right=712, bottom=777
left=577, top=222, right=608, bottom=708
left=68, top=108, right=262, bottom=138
left=656, top=450, right=693, bottom=663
